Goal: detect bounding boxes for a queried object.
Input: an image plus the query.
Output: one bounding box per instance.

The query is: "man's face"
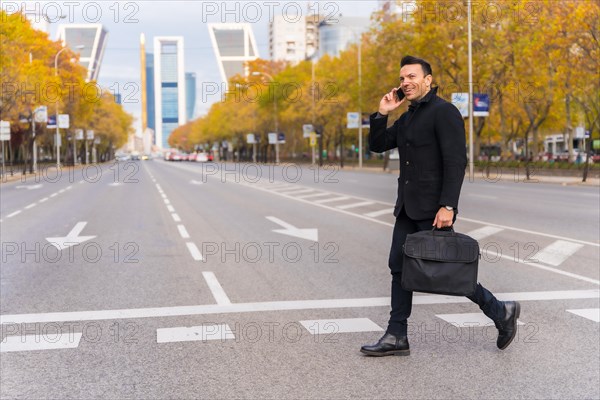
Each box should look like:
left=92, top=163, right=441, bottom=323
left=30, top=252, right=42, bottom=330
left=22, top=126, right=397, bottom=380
left=399, top=64, right=433, bottom=102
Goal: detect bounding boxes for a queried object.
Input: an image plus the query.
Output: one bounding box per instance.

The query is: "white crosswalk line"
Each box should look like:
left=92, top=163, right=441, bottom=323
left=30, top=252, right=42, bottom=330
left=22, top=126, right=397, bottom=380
left=300, top=318, right=383, bottom=334
left=466, top=226, right=504, bottom=241
left=157, top=324, right=235, bottom=343
left=364, top=208, right=394, bottom=218
left=435, top=313, right=524, bottom=327
left=337, top=201, right=376, bottom=210
left=1, top=333, right=82, bottom=353
left=314, top=196, right=350, bottom=204
left=277, top=189, right=315, bottom=196
left=535, top=240, right=584, bottom=266
left=566, top=308, right=600, bottom=322
left=297, top=192, right=331, bottom=200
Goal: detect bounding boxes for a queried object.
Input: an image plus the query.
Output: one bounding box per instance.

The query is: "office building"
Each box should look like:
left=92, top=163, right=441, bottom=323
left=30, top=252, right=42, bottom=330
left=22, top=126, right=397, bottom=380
left=153, top=36, right=186, bottom=149
left=185, top=72, right=196, bottom=121
left=318, top=17, right=370, bottom=58
left=57, top=24, right=108, bottom=81
left=208, top=23, right=259, bottom=89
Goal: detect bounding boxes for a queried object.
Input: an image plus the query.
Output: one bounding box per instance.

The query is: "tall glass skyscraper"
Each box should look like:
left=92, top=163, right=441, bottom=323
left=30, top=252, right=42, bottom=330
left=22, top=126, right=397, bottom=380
left=153, top=37, right=186, bottom=149
left=57, top=23, right=108, bottom=82
left=146, top=53, right=155, bottom=131
left=185, top=72, right=196, bottom=121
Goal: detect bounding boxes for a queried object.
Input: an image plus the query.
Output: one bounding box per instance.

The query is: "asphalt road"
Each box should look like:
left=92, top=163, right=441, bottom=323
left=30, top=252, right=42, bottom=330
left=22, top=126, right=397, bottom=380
left=1, top=160, right=598, bottom=399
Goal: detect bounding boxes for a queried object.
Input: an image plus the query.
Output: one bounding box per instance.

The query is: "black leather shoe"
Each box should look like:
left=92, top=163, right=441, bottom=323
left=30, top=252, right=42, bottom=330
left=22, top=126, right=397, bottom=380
left=495, top=301, right=521, bottom=350
left=360, top=333, right=410, bottom=356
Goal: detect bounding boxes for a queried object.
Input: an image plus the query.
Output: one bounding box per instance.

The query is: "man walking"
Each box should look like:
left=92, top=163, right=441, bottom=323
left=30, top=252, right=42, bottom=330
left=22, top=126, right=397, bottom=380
left=361, top=56, right=520, bottom=356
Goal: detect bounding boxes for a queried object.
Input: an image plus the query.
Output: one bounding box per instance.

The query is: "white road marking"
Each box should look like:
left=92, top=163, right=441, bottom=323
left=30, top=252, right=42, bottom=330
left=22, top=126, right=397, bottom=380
left=300, top=318, right=384, bottom=334
left=566, top=308, right=600, bottom=323
left=46, top=222, right=96, bottom=251
left=172, top=213, right=181, bottom=222
left=157, top=324, right=235, bottom=343
left=24, top=203, right=36, bottom=210
left=39, top=197, right=49, bottom=203
left=296, top=192, right=331, bottom=200
left=6, top=210, right=21, bottom=218
left=0, top=333, right=82, bottom=353
left=314, top=196, right=350, bottom=204
left=108, top=182, right=122, bottom=187
left=166, top=205, right=175, bottom=213
left=2, top=290, right=597, bottom=325
left=186, top=242, right=203, bottom=261
left=266, top=216, right=318, bottom=242
left=466, top=226, right=504, bottom=241
left=66, top=186, right=72, bottom=190
left=202, top=271, right=232, bottom=305
left=277, top=188, right=315, bottom=196
left=177, top=225, right=190, bottom=239
left=467, top=194, right=497, bottom=200
left=161, top=194, right=167, bottom=199
left=58, top=189, right=65, bottom=193
left=364, top=208, right=394, bottom=218
left=500, top=253, right=599, bottom=285
left=50, top=193, right=58, bottom=197
left=535, top=240, right=584, bottom=266
left=337, top=201, right=376, bottom=210
left=155, top=184, right=162, bottom=190
left=164, top=199, right=170, bottom=205
left=460, top=216, right=600, bottom=247
left=435, top=313, right=524, bottom=327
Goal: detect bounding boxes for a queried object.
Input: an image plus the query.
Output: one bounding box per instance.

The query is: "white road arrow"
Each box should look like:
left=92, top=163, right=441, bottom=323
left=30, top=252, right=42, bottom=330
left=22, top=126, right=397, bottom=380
left=266, top=216, right=318, bottom=242
left=190, top=180, right=204, bottom=185
left=46, top=222, right=96, bottom=251
left=16, top=184, right=43, bottom=190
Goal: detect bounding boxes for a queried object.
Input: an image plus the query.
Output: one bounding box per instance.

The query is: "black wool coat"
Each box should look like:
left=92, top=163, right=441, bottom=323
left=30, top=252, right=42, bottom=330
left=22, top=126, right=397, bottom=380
left=369, top=87, right=467, bottom=220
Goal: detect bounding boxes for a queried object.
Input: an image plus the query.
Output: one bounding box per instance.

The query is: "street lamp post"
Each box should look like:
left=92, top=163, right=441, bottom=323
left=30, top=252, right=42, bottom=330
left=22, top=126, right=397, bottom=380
left=54, top=44, right=84, bottom=169
left=251, top=71, right=279, bottom=164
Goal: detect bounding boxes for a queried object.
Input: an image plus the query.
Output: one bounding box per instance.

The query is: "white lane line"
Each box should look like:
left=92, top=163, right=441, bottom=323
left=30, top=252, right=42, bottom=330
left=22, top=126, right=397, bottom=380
left=566, top=308, right=600, bottom=323
left=467, top=194, right=498, bottom=200
left=186, top=242, right=203, bottom=261
left=24, top=203, right=37, bottom=210
left=535, top=240, right=584, bottom=266
left=155, top=184, right=162, bottom=190
left=164, top=199, right=171, bottom=205
left=364, top=208, right=394, bottom=218
left=337, top=201, right=376, bottom=210
left=466, top=226, right=504, bottom=241
left=202, top=271, right=232, bottom=305
left=66, top=186, right=72, bottom=190
left=50, top=193, right=58, bottom=197
left=296, top=192, right=331, bottom=200
left=435, top=313, right=524, bottom=328
left=0, top=333, right=82, bottom=353
left=177, top=225, right=190, bottom=239
left=157, top=324, right=235, bottom=343
left=58, top=189, right=65, bottom=193
left=314, top=196, right=350, bottom=204
left=39, top=197, right=49, bottom=203
left=300, top=318, right=383, bottom=334
left=161, top=194, right=167, bottom=199
left=172, top=213, right=181, bottom=222
left=460, top=217, right=600, bottom=247
left=6, top=210, right=21, bottom=218
left=166, top=205, right=175, bottom=213
left=3, top=289, right=597, bottom=325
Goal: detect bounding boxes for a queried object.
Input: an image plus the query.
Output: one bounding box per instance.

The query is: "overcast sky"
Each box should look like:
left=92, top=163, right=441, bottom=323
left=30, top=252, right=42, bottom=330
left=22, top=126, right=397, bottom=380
left=10, top=1, right=380, bottom=135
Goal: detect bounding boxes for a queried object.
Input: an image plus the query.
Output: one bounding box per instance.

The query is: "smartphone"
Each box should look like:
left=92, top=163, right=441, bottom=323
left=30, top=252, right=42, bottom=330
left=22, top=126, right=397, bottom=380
left=396, top=89, right=405, bottom=101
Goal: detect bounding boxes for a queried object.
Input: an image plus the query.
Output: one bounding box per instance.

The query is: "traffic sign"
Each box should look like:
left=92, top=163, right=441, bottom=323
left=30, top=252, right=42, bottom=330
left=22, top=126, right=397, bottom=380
left=473, top=93, right=490, bottom=117
left=34, top=106, right=48, bottom=123
left=58, top=114, right=70, bottom=129
left=309, top=132, right=317, bottom=147
left=47, top=115, right=56, bottom=128
left=268, top=133, right=278, bottom=144
left=303, top=124, right=314, bottom=138
left=75, top=129, right=84, bottom=140
left=246, top=133, right=256, bottom=144
left=347, top=112, right=360, bottom=129
left=86, top=130, right=94, bottom=140
left=0, top=120, right=10, bottom=141
left=278, top=133, right=285, bottom=144
left=452, top=93, right=469, bottom=118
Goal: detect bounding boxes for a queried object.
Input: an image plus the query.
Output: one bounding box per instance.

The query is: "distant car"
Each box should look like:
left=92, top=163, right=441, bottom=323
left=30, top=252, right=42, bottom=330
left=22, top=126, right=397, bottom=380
left=141, top=154, right=150, bottom=160
left=171, top=153, right=182, bottom=161
left=187, top=153, right=197, bottom=162
left=196, top=152, right=208, bottom=162
left=116, top=154, right=130, bottom=162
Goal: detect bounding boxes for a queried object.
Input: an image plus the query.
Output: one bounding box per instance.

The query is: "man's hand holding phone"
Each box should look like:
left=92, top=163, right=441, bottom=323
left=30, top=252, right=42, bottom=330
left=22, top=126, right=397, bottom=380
left=378, top=87, right=405, bottom=116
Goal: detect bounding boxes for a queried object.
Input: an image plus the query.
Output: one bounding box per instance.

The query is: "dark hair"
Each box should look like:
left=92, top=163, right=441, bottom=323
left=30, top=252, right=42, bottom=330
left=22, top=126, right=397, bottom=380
left=401, top=56, right=432, bottom=76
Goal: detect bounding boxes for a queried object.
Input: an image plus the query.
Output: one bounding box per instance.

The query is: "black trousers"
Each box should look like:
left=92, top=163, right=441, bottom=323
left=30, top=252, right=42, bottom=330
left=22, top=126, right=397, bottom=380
left=387, top=206, right=505, bottom=336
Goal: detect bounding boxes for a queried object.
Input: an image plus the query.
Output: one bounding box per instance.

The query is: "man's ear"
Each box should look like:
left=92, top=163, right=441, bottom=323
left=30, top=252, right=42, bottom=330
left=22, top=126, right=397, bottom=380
left=425, top=74, right=433, bottom=87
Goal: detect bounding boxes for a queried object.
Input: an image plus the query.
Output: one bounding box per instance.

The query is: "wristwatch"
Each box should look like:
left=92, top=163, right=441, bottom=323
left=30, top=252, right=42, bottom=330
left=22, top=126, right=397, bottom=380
left=444, top=206, right=454, bottom=211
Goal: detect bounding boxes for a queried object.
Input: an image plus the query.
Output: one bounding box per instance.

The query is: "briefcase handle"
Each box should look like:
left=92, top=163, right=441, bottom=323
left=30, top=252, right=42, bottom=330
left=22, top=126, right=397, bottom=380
left=431, top=226, right=455, bottom=234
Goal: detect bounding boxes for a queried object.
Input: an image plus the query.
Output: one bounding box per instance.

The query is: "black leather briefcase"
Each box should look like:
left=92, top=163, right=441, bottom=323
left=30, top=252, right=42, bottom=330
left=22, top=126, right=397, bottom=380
left=401, top=228, right=479, bottom=296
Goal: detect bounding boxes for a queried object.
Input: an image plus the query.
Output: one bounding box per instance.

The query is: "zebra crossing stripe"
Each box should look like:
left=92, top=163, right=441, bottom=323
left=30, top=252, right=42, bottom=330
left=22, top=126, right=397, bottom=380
left=535, top=240, right=584, bottom=266
left=466, top=226, right=504, bottom=241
